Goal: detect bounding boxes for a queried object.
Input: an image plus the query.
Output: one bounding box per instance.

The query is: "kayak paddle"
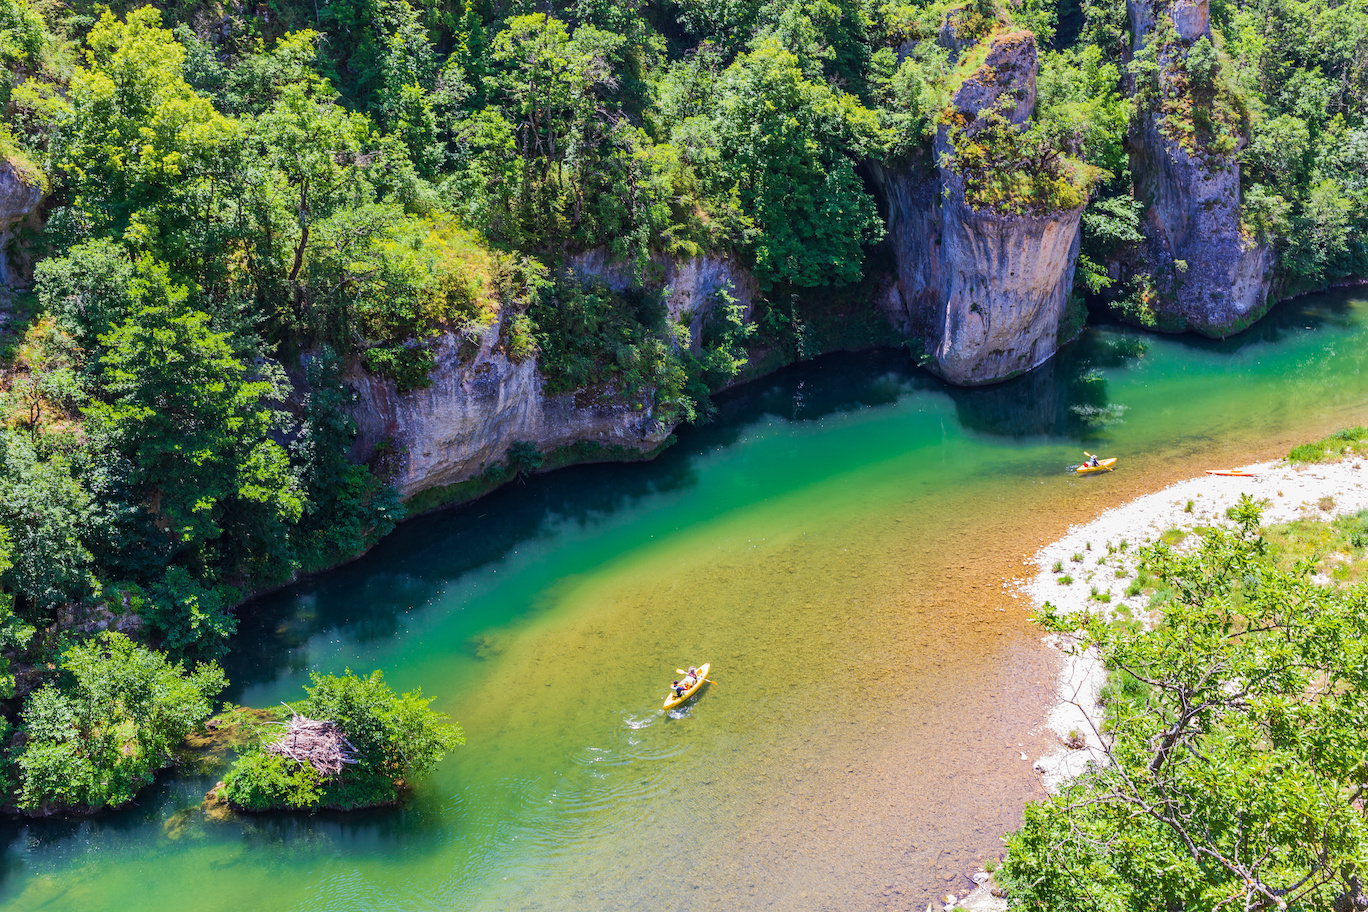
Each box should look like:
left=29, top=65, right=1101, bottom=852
left=676, top=669, right=717, bottom=686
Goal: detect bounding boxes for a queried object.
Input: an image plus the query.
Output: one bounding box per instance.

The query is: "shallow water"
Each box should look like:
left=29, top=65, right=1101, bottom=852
left=3, top=293, right=1368, bottom=911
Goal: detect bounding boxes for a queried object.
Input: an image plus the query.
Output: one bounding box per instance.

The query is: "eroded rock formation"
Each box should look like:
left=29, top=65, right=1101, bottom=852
left=347, top=255, right=753, bottom=501
left=568, top=251, right=758, bottom=353
left=1126, top=0, right=1273, bottom=335
left=0, top=157, right=44, bottom=287
left=876, top=31, right=1085, bottom=386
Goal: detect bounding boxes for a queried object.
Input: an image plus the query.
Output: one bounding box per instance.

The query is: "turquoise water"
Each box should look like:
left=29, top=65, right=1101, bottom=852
left=2, top=293, right=1368, bottom=911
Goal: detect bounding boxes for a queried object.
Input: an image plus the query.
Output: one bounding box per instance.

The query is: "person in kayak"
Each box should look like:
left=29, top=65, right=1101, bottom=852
left=684, top=667, right=699, bottom=687
left=1086, top=455, right=1099, bottom=467
left=671, top=680, right=687, bottom=698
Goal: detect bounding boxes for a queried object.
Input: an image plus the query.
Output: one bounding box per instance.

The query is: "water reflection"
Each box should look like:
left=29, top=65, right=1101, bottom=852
left=231, top=302, right=1326, bottom=696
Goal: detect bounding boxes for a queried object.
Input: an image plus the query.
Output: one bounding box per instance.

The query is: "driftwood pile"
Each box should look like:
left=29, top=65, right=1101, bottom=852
left=267, top=714, right=360, bottom=776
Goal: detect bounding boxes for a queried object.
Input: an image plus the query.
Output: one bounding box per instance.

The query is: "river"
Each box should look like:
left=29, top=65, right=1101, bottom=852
left=3, top=292, right=1368, bottom=911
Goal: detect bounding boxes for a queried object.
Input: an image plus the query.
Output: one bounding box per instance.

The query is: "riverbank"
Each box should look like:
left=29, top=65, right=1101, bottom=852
left=946, top=451, right=1368, bottom=911
left=1022, top=452, right=1368, bottom=787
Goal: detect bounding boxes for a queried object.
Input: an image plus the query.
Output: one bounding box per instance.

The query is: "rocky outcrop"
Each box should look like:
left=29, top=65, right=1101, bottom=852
left=568, top=251, right=757, bottom=352
left=933, top=174, right=1083, bottom=385
left=1126, top=0, right=1273, bottom=335
left=0, top=157, right=44, bottom=287
left=1130, top=117, right=1273, bottom=334
left=947, top=30, right=1038, bottom=126
left=869, top=157, right=942, bottom=341
left=347, top=254, right=755, bottom=501
left=874, top=31, right=1085, bottom=385
left=347, top=315, right=672, bottom=500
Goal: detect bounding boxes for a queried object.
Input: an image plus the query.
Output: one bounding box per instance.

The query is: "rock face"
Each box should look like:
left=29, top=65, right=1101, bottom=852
left=0, top=157, right=44, bottom=287
left=948, top=30, right=1038, bottom=126
left=875, top=31, right=1085, bottom=386
left=347, top=254, right=754, bottom=501
left=934, top=175, right=1083, bottom=385
left=568, top=250, right=757, bottom=352
left=1126, top=0, right=1273, bottom=335
left=347, top=316, right=671, bottom=500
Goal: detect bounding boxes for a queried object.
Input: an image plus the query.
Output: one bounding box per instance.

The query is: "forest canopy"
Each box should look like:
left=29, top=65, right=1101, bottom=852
left=0, top=0, right=1366, bottom=818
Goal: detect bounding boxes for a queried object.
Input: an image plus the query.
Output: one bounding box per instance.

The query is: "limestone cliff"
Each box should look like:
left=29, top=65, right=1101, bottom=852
left=933, top=172, right=1083, bottom=385
left=0, top=156, right=44, bottom=287
left=1125, top=0, right=1274, bottom=335
left=347, top=254, right=753, bottom=502
left=875, top=31, right=1085, bottom=386
left=567, top=251, right=758, bottom=352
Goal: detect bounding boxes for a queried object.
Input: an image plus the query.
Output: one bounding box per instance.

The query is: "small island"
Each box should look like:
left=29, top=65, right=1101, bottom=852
left=215, top=669, right=463, bottom=812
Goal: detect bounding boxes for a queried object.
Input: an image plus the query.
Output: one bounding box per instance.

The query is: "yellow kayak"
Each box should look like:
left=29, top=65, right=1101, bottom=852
left=1075, top=458, right=1116, bottom=475
left=663, top=662, right=710, bottom=711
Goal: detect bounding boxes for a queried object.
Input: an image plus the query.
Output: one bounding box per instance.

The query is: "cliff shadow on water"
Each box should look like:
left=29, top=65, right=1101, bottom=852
left=224, top=330, right=1160, bottom=698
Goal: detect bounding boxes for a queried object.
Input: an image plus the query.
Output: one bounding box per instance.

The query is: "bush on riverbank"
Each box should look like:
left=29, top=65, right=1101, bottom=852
left=222, top=670, right=463, bottom=811
left=15, top=632, right=226, bottom=812
left=1004, top=496, right=1368, bottom=908
left=1287, top=425, right=1368, bottom=463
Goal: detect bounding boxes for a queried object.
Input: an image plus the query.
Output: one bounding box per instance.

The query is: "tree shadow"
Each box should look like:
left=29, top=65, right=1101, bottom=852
left=224, top=347, right=933, bottom=696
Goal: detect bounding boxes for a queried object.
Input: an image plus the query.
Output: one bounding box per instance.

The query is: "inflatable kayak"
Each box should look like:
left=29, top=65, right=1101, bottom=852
left=1075, top=458, right=1117, bottom=475
left=1205, top=469, right=1259, bottom=476
left=663, top=662, right=710, bottom=711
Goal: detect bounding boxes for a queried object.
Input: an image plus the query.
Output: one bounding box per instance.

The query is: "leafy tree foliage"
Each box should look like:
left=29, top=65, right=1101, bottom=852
left=47, top=8, right=238, bottom=276
left=1005, top=498, right=1368, bottom=909
left=0, top=529, right=35, bottom=698
left=222, top=668, right=463, bottom=810
left=16, top=632, right=225, bottom=810
left=706, top=37, right=883, bottom=287
left=0, top=433, right=95, bottom=614
left=84, top=285, right=302, bottom=562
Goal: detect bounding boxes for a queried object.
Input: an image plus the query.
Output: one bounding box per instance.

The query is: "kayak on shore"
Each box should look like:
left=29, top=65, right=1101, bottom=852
left=663, top=662, right=711, bottom=711
left=1075, top=457, right=1117, bottom=475
left=1205, top=469, right=1259, bottom=476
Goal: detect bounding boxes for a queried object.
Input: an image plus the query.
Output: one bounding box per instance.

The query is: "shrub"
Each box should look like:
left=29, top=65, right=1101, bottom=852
left=15, top=632, right=226, bottom=811
left=221, top=751, right=322, bottom=809
left=223, top=669, right=464, bottom=811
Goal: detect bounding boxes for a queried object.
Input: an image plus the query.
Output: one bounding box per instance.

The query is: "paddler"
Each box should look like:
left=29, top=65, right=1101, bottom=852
left=1086, top=454, right=1099, bottom=468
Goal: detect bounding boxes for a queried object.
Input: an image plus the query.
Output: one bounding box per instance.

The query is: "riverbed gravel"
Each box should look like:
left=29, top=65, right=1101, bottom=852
left=1019, top=456, right=1368, bottom=790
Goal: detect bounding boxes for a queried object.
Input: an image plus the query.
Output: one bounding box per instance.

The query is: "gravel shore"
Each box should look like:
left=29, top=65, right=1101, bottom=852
left=1021, top=456, right=1368, bottom=789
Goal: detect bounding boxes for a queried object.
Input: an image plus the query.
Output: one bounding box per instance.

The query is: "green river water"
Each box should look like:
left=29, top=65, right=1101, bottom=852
left=4, top=293, right=1368, bottom=911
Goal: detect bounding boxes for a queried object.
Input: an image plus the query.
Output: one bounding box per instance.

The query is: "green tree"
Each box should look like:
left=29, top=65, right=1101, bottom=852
left=708, top=37, right=883, bottom=287
left=0, top=431, right=95, bottom=614
left=83, top=277, right=303, bottom=567
left=0, top=527, right=35, bottom=698
left=16, top=632, right=226, bottom=810
left=240, top=76, right=374, bottom=337
left=1004, top=497, right=1368, bottom=910
left=290, top=348, right=402, bottom=571
left=49, top=8, right=237, bottom=279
